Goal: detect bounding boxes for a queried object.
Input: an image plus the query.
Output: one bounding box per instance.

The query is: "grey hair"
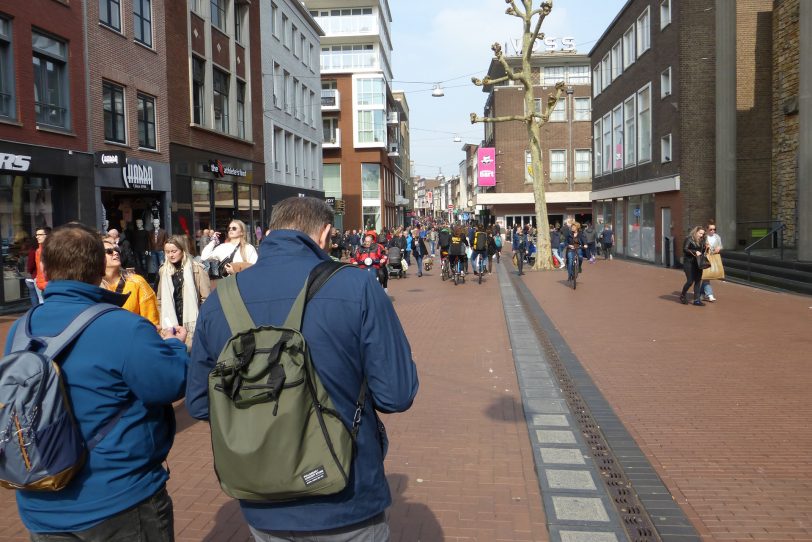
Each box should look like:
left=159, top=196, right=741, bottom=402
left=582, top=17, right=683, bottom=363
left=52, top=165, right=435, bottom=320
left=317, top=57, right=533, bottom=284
left=268, top=197, right=333, bottom=237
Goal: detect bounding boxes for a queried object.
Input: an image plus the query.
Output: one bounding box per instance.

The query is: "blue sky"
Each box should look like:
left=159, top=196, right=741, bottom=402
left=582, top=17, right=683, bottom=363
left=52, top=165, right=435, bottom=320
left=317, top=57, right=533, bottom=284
left=389, top=0, right=627, bottom=179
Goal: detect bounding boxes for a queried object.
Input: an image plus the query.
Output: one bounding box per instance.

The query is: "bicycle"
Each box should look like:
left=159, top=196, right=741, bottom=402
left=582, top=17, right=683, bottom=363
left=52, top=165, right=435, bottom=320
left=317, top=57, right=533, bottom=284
left=475, top=252, right=487, bottom=284
left=452, top=256, right=465, bottom=286
left=440, top=254, right=451, bottom=282
left=566, top=248, right=581, bottom=290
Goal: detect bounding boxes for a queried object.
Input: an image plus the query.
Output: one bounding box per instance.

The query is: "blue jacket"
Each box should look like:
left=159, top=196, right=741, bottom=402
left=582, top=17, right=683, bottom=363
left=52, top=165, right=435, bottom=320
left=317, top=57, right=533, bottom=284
left=4, top=281, right=188, bottom=533
left=187, top=230, right=419, bottom=532
left=512, top=230, right=527, bottom=249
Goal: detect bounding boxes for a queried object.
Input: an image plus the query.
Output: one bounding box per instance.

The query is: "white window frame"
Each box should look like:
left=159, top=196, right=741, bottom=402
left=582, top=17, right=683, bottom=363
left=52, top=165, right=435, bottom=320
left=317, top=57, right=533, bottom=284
left=592, top=65, right=601, bottom=97
left=601, top=53, right=610, bottom=91
left=624, top=94, right=636, bottom=167
left=271, top=3, right=279, bottom=39
left=549, top=149, right=566, bottom=183
left=661, top=134, right=672, bottom=163
left=0, top=17, right=15, bottom=121
left=602, top=112, right=612, bottom=174
left=636, top=7, right=651, bottom=57
left=549, top=99, right=566, bottom=122
left=637, top=82, right=652, bottom=163
left=353, top=74, right=386, bottom=147
left=661, top=66, right=672, bottom=98
left=623, top=25, right=635, bottom=70
left=593, top=120, right=602, bottom=176
left=574, top=97, right=590, bottom=121
left=575, top=149, right=592, bottom=181
left=611, top=40, right=622, bottom=81
left=612, top=104, right=623, bottom=171
left=660, top=0, right=671, bottom=30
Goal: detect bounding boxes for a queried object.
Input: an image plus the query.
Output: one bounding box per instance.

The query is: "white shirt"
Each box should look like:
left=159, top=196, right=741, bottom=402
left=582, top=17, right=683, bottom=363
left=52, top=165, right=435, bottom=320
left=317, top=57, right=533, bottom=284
left=201, top=240, right=258, bottom=264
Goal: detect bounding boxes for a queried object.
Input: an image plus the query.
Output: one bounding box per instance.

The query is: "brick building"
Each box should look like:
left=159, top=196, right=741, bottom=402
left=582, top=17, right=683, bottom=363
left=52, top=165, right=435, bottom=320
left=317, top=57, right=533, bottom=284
left=590, top=0, right=778, bottom=265
left=477, top=52, right=593, bottom=231
left=165, top=0, right=266, bottom=244
left=0, top=0, right=92, bottom=309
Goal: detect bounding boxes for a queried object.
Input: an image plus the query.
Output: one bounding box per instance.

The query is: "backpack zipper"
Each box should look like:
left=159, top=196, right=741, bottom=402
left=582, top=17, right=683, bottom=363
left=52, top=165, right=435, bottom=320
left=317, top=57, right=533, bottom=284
left=13, top=414, right=31, bottom=471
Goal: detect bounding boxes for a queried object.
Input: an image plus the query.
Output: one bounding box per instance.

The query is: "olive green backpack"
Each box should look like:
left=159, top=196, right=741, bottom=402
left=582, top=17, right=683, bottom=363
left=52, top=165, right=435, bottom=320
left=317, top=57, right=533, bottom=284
left=208, top=261, right=366, bottom=501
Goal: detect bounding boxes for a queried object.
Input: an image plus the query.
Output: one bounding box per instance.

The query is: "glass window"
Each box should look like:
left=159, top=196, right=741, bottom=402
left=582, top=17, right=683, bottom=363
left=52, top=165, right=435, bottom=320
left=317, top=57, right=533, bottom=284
left=601, top=53, right=610, bottom=90
left=524, top=150, right=533, bottom=184
left=362, top=206, right=380, bottom=232
left=357, top=110, right=385, bottom=143
left=103, top=81, right=126, bottom=143
left=637, top=7, right=651, bottom=56
left=574, top=97, right=590, bottom=121
left=213, top=181, right=233, bottom=232
left=0, top=18, right=14, bottom=120
left=134, top=0, right=152, bottom=47
left=211, top=0, right=226, bottom=31
left=236, top=80, right=245, bottom=139
left=660, top=0, right=671, bottom=30
left=624, top=95, right=636, bottom=166
left=549, top=150, right=566, bottom=182
left=612, top=105, right=623, bottom=171
left=593, top=120, right=602, bottom=176
left=323, top=164, right=341, bottom=197
left=32, top=32, right=69, bottom=129
left=627, top=195, right=642, bottom=258
left=282, top=14, right=289, bottom=48
left=237, top=184, right=251, bottom=242
left=292, top=25, right=299, bottom=57
left=192, top=179, right=212, bottom=234
left=575, top=149, right=591, bottom=180
left=271, top=3, right=278, bottom=38
left=361, top=163, right=380, bottom=199
left=549, top=99, right=566, bottom=122
left=543, top=66, right=564, bottom=86
left=323, top=117, right=338, bottom=143
left=592, top=65, right=601, bottom=98
left=614, top=199, right=624, bottom=253
left=567, top=65, right=590, bottom=85
left=602, top=113, right=611, bottom=174
left=637, top=84, right=651, bottom=162
left=235, top=5, right=244, bottom=43
left=661, top=67, right=672, bottom=98
left=623, top=25, right=635, bottom=69
left=137, top=93, right=156, bottom=149
left=611, top=41, right=622, bottom=80
left=357, top=78, right=384, bottom=106
left=100, top=0, right=122, bottom=31
left=192, top=57, right=205, bottom=125
left=213, top=68, right=229, bottom=133
left=661, top=134, right=672, bottom=162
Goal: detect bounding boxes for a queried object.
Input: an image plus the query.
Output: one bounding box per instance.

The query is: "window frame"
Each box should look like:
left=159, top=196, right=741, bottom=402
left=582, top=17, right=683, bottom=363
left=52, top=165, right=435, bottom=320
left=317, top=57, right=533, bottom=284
left=210, top=0, right=226, bottom=32
left=575, top=149, right=592, bottom=181
left=192, top=56, right=205, bottom=125
left=660, top=0, right=671, bottom=30
left=661, top=133, right=672, bottom=163
left=133, top=0, right=153, bottom=47
left=611, top=40, right=622, bottom=81
left=234, top=4, right=244, bottom=44
left=103, top=80, right=127, bottom=144
left=602, top=112, right=612, bottom=174
left=212, top=67, right=230, bottom=133
left=636, top=7, right=651, bottom=57
left=593, top=120, right=602, bottom=177
left=592, top=65, right=601, bottom=98
left=32, top=31, right=70, bottom=130
left=549, top=149, right=567, bottom=183
left=99, top=0, right=122, bottom=32
left=623, top=25, right=635, bottom=70
left=637, top=83, right=652, bottom=163
left=549, top=99, right=566, bottom=122
left=0, top=17, right=14, bottom=121
left=137, top=92, right=156, bottom=149
left=574, top=97, right=590, bottom=121
left=661, top=66, right=672, bottom=98
left=236, top=79, right=246, bottom=139
left=612, top=104, right=623, bottom=171
left=601, top=53, right=611, bottom=91
left=624, top=94, right=636, bottom=167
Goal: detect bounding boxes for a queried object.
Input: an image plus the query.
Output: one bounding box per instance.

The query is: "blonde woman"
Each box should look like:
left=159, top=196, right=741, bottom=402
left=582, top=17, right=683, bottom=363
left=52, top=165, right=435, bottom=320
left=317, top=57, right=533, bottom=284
left=200, top=219, right=258, bottom=277
left=680, top=226, right=708, bottom=306
left=101, top=236, right=159, bottom=328
left=157, top=235, right=211, bottom=348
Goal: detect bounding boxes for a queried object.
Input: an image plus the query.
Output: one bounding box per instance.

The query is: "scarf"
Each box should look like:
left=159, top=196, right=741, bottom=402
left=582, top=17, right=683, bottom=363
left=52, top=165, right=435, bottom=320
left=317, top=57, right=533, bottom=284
left=159, top=256, right=199, bottom=334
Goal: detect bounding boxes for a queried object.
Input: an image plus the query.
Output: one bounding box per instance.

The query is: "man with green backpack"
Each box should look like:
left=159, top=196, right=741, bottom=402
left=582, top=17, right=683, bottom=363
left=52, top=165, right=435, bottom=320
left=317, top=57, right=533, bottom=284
left=187, top=197, right=419, bottom=541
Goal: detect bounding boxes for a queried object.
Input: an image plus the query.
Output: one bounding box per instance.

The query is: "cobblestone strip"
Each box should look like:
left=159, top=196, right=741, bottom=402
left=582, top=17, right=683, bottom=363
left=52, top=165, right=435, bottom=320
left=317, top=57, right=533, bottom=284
left=496, top=263, right=627, bottom=542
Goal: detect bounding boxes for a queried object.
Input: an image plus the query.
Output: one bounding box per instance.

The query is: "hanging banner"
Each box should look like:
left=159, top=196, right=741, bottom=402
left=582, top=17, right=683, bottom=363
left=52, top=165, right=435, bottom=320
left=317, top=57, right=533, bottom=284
left=478, top=147, right=496, bottom=187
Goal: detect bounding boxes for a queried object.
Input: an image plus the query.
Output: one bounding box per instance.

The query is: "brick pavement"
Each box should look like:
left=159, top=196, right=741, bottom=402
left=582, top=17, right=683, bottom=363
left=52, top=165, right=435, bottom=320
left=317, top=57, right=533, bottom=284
left=513, top=257, right=812, bottom=541
left=0, top=264, right=549, bottom=542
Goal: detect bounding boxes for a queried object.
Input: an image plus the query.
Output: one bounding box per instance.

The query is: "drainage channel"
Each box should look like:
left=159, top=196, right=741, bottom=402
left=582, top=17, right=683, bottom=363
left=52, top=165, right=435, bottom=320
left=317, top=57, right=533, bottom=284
left=498, top=262, right=701, bottom=542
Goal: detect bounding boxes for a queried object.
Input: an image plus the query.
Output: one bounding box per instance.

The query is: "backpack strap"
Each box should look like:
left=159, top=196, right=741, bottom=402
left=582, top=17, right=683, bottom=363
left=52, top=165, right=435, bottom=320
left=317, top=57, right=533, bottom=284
left=9, top=308, right=37, bottom=352
left=283, top=260, right=350, bottom=331
left=217, top=275, right=255, bottom=335
left=34, top=304, right=121, bottom=360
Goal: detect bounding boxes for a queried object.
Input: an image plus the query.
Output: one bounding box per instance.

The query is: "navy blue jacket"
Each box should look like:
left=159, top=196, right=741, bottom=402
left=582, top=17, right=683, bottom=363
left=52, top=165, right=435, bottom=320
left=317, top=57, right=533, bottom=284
left=5, top=281, right=188, bottom=533
left=186, top=230, right=419, bottom=532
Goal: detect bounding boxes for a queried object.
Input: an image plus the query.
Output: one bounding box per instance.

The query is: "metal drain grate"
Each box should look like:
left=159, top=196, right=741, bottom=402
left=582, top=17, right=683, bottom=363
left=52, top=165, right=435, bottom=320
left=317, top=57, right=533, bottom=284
left=527, top=314, right=662, bottom=542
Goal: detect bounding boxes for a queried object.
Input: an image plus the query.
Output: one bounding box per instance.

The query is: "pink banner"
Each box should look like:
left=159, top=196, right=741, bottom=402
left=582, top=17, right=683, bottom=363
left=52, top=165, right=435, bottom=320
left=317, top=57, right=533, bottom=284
left=478, top=148, right=496, bottom=187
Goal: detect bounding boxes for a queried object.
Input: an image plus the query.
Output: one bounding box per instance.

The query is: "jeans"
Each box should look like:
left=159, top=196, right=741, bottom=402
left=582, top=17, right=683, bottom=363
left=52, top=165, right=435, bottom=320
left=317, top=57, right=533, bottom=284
left=415, top=254, right=424, bottom=276
left=25, top=279, right=42, bottom=307
left=515, top=248, right=525, bottom=274
left=472, top=250, right=487, bottom=273
left=429, top=240, right=436, bottom=255
left=30, top=488, right=173, bottom=542
left=566, top=250, right=582, bottom=279
left=249, top=512, right=389, bottom=542
left=603, top=243, right=613, bottom=259
left=701, top=280, right=714, bottom=297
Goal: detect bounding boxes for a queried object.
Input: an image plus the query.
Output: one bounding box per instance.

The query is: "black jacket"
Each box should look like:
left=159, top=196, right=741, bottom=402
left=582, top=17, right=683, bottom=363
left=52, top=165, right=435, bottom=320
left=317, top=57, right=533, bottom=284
left=683, top=236, right=706, bottom=266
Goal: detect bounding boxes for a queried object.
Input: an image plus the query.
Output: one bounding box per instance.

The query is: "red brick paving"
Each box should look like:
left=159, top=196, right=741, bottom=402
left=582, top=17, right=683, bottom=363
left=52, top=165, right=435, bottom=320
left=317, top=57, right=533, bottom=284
left=514, top=256, right=812, bottom=542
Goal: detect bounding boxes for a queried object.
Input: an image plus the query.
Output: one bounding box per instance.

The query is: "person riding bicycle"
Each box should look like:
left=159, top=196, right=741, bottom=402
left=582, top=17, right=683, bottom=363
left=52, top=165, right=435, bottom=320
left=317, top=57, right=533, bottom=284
left=437, top=225, right=452, bottom=271
left=471, top=225, right=488, bottom=276
left=564, top=222, right=587, bottom=282
left=351, top=233, right=389, bottom=292
left=448, top=227, right=469, bottom=277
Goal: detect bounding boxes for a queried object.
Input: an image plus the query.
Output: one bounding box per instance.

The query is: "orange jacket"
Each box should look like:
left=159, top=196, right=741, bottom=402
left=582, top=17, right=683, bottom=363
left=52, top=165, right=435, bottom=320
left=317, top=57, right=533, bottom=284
left=35, top=246, right=47, bottom=291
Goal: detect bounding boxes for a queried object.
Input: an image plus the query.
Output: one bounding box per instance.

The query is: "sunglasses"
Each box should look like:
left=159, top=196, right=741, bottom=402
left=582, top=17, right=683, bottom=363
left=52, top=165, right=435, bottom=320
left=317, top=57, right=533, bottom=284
left=708, top=228, right=716, bottom=231
left=228, top=226, right=240, bottom=231
left=105, top=247, right=121, bottom=255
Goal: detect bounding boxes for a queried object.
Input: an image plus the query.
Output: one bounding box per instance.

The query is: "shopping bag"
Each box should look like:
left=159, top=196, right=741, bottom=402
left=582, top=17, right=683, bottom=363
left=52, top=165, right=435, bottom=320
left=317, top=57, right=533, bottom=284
left=702, top=253, right=725, bottom=280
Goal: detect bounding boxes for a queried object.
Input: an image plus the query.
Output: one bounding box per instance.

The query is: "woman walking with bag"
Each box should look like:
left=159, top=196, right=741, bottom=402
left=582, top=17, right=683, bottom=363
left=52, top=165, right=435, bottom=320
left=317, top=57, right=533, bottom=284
left=157, top=235, right=211, bottom=348
left=680, top=226, right=708, bottom=306
left=200, top=219, right=258, bottom=278
left=701, top=221, right=723, bottom=302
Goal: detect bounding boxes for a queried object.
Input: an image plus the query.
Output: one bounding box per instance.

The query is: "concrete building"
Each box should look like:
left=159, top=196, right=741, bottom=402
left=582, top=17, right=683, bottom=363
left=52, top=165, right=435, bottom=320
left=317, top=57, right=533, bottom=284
left=165, top=0, right=266, bottom=244
left=477, top=52, right=593, bottom=232
left=305, top=0, right=405, bottom=232
left=261, top=0, right=325, bottom=214
left=392, top=90, right=411, bottom=226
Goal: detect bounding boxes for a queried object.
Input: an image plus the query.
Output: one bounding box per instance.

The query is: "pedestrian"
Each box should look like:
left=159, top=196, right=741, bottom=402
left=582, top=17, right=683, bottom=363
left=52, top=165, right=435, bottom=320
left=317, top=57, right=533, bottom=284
left=550, top=224, right=562, bottom=267
left=5, top=222, right=188, bottom=540
left=701, top=221, right=722, bottom=302
left=600, top=224, right=614, bottom=260
left=583, top=222, right=597, bottom=262
left=157, top=235, right=211, bottom=348
left=414, top=232, right=428, bottom=277
left=186, top=197, right=418, bottom=541
left=201, top=219, right=258, bottom=277
left=512, top=224, right=527, bottom=276
left=404, top=229, right=413, bottom=264
left=428, top=226, right=438, bottom=256
left=486, top=228, right=498, bottom=273
left=33, top=227, right=51, bottom=303
left=329, top=227, right=344, bottom=260
left=680, top=226, right=708, bottom=306
left=101, top=236, right=159, bottom=328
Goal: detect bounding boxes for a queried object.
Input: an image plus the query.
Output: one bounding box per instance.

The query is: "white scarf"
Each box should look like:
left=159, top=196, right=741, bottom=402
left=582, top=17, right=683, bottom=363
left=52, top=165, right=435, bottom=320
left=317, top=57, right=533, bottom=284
left=159, top=256, right=199, bottom=334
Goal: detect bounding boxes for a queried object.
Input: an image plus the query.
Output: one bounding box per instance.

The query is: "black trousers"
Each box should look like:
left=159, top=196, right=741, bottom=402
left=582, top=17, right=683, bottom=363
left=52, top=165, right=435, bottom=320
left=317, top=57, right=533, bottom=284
left=681, top=259, right=702, bottom=301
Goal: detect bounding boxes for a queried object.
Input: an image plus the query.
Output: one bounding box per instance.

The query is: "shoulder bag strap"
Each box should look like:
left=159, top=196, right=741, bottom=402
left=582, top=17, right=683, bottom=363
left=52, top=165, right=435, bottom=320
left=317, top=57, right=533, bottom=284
left=216, top=275, right=255, bottom=335
left=283, top=260, right=350, bottom=331
left=41, top=304, right=121, bottom=360
left=9, top=308, right=37, bottom=353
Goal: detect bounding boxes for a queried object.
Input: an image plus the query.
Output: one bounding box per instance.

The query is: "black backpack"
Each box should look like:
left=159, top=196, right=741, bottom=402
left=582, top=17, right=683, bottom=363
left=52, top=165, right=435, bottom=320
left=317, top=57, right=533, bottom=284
left=474, top=232, right=487, bottom=251
left=438, top=230, right=451, bottom=248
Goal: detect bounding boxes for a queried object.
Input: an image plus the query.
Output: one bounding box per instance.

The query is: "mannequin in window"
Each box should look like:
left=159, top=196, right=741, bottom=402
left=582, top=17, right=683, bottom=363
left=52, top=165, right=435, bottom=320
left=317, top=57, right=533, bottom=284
left=131, top=219, right=150, bottom=276
left=148, top=218, right=168, bottom=288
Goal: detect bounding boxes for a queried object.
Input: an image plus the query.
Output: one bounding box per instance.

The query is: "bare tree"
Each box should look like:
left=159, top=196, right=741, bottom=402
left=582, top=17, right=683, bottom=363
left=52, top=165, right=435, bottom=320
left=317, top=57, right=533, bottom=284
left=470, top=0, right=564, bottom=271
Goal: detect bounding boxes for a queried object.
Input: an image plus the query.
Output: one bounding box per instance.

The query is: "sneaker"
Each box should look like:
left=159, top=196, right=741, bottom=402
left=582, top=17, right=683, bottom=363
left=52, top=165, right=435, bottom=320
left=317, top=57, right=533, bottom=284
left=609, top=255, right=613, bottom=260
left=693, top=300, right=705, bottom=306
left=589, top=257, right=596, bottom=263
left=384, top=288, right=389, bottom=294
left=707, top=295, right=716, bottom=302
left=679, top=295, right=687, bottom=304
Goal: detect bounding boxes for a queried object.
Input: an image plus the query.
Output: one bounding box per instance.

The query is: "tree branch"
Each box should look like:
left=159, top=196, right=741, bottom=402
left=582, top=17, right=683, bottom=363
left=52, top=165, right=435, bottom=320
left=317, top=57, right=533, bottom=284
left=531, top=2, right=553, bottom=42
left=471, top=113, right=530, bottom=124
left=505, top=0, right=525, bottom=19
left=471, top=75, right=511, bottom=87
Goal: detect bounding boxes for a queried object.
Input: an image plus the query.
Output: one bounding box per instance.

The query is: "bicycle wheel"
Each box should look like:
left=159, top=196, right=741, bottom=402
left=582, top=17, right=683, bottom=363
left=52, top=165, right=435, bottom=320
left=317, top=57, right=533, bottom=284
left=572, top=261, right=579, bottom=290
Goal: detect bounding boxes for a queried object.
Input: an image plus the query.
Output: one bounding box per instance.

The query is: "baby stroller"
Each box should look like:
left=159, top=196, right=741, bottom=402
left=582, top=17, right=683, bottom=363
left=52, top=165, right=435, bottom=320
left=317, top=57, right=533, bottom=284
left=387, top=246, right=405, bottom=279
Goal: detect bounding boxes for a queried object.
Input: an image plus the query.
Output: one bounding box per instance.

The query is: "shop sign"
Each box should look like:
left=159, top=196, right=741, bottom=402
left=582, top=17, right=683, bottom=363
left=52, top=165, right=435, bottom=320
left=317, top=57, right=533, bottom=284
left=122, top=160, right=154, bottom=190
left=477, top=148, right=496, bottom=187
left=208, top=159, right=247, bottom=178
left=325, top=197, right=336, bottom=208
left=95, top=150, right=126, bottom=168
left=0, top=152, right=32, bottom=172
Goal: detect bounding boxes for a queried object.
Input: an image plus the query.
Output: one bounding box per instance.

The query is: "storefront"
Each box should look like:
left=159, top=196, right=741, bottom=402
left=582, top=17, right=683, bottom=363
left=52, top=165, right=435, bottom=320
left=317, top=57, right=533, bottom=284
left=0, top=141, right=94, bottom=311
left=264, top=183, right=325, bottom=224
left=170, top=144, right=265, bottom=248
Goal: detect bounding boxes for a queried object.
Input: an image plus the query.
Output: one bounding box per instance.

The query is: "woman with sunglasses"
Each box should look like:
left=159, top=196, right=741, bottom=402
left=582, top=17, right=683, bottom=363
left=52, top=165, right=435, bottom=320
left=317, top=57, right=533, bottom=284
left=701, top=221, right=722, bottom=302
left=200, top=219, right=258, bottom=277
left=157, top=235, right=211, bottom=348
left=101, top=236, right=159, bottom=328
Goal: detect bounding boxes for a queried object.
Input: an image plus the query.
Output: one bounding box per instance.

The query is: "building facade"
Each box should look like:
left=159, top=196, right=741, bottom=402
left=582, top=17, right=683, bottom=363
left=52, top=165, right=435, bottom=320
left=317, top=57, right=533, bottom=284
left=477, top=52, right=593, bottom=232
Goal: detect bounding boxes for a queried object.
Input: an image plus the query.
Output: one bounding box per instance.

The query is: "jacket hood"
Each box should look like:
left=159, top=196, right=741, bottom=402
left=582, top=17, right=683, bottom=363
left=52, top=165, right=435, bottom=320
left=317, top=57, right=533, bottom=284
left=43, top=280, right=129, bottom=307
left=258, top=229, right=330, bottom=263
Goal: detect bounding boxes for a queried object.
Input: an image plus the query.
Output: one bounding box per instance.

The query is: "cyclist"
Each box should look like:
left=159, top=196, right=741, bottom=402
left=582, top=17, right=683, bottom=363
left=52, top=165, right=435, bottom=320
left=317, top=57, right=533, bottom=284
left=351, top=233, right=389, bottom=292
left=564, top=222, right=587, bottom=283
left=437, top=225, right=452, bottom=277
left=448, top=227, right=469, bottom=279
left=471, top=224, right=488, bottom=276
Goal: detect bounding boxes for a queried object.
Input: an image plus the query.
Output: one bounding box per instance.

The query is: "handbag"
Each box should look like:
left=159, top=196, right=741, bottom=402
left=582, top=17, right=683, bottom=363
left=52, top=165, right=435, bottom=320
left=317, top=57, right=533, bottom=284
left=210, top=246, right=240, bottom=280
left=696, top=253, right=711, bottom=270
left=702, top=253, right=725, bottom=280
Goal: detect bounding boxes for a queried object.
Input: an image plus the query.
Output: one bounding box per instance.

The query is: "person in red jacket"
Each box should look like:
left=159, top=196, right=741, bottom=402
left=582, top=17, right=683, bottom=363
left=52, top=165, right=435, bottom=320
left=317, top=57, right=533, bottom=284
left=32, top=227, right=51, bottom=304
left=351, top=233, right=388, bottom=292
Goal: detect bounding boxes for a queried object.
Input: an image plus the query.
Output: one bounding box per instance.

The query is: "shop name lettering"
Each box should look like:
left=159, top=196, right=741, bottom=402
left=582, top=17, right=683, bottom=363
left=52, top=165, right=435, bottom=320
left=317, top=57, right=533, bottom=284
left=208, top=160, right=247, bottom=177
left=0, top=153, right=32, bottom=172
left=122, top=163, right=154, bottom=189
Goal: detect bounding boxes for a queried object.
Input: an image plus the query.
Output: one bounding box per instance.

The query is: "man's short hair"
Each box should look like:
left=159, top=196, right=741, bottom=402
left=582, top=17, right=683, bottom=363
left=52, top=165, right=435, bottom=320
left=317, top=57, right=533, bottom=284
left=268, top=197, right=333, bottom=238
left=42, top=223, right=105, bottom=284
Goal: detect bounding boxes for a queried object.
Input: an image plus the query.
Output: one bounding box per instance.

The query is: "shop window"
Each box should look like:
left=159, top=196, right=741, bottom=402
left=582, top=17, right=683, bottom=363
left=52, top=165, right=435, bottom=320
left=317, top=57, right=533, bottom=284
left=103, top=81, right=126, bottom=144
left=137, top=93, right=156, bottom=149
left=0, top=17, right=14, bottom=120
left=100, top=0, right=122, bottom=32
left=32, top=31, right=70, bottom=130
left=134, top=0, right=153, bottom=47
left=192, top=179, right=211, bottom=234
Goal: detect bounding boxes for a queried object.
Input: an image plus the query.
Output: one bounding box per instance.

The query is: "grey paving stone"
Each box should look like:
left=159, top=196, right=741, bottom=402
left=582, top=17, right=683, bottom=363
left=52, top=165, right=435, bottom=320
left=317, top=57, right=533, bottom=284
left=551, top=496, right=611, bottom=522
left=526, top=398, right=567, bottom=413
left=544, top=469, right=597, bottom=491
left=537, top=429, right=577, bottom=444
left=532, top=414, right=570, bottom=427
left=539, top=448, right=586, bottom=465
left=559, top=532, right=619, bottom=542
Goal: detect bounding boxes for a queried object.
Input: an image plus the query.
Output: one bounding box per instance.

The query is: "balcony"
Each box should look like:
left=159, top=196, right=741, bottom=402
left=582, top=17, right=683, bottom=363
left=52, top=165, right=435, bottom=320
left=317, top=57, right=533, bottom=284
left=321, top=89, right=340, bottom=111
left=323, top=128, right=341, bottom=148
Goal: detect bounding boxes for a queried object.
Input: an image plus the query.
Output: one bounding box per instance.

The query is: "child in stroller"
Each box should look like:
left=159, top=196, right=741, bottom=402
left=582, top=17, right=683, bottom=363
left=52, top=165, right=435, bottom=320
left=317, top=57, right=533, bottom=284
left=387, top=246, right=405, bottom=278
